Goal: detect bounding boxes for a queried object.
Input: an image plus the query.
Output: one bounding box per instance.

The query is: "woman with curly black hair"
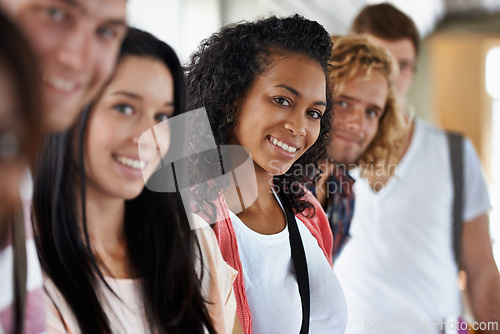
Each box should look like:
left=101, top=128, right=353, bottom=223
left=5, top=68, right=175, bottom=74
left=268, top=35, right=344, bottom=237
left=186, top=15, right=347, bottom=334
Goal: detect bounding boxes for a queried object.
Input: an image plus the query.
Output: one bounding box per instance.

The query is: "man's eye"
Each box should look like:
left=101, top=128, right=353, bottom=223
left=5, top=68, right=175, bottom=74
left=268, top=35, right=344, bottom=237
left=97, top=27, right=118, bottom=40
left=366, top=109, right=379, bottom=118
left=399, top=60, right=415, bottom=73
left=44, top=7, right=65, bottom=21
left=334, top=100, right=348, bottom=108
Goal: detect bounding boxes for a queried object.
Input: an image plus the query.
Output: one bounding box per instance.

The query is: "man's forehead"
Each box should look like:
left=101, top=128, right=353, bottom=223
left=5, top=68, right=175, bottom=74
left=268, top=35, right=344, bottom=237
left=69, top=0, right=127, bottom=19
left=363, top=34, right=416, bottom=60
left=5, top=0, right=127, bottom=19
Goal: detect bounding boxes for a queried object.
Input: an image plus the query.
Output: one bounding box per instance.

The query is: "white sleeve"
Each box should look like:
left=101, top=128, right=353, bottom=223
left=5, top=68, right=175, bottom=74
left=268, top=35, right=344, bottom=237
left=43, top=279, right=80, bottom=334
left=462, top=137, right=492, bottom=222
left=192, top=214, right=238, bottom=334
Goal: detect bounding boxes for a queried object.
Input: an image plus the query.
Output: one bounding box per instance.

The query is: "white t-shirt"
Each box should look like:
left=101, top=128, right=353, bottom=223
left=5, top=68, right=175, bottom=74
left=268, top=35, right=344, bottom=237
left=230, top=192, right=347, bottom=334
left=0, top=216, right=45, bottom=334
left=334, top=118, right=491, bottom=334
left=0, top=168, right=46, bottom=333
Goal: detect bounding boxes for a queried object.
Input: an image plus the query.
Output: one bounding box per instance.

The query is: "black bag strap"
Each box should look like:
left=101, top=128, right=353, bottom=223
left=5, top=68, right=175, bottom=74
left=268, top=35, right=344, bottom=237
left=12, top=207, right=27, bottom=333
left=276, top=190, right=310, bottom=334
left=447, top=131, right=464, bottom=268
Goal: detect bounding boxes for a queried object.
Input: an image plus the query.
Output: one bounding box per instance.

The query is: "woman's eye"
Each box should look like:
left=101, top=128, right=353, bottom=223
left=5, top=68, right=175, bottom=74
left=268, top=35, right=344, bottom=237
left=307, top=110, right=323, bottom=120
left=113, top=104, right=134, bottom=115
left=155, top=113, right=170, bottom=123
left=274, top=97, right=291, bottom=107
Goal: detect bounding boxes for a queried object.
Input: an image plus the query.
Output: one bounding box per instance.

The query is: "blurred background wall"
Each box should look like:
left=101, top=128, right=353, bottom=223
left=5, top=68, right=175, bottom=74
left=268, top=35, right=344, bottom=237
left=127, top=0, right=500, bottom=267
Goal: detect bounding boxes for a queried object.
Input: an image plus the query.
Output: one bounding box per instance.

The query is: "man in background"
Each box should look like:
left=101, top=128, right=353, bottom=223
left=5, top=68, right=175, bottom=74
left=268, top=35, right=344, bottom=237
left=313, top=34, right=404, bottom=259
left=334, top=3, right=500, bottom=333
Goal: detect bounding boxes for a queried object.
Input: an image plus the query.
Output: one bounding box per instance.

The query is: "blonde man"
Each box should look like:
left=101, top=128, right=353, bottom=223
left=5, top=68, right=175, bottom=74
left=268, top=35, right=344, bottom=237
left=313, top=35, right=405, bottom=258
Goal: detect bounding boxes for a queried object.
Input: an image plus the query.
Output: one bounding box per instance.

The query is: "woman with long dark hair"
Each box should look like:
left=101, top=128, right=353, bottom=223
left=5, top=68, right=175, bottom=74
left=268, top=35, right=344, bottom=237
left=33, top=28, right=236, bottom=334
left=186, top=15, right=347, bottom=334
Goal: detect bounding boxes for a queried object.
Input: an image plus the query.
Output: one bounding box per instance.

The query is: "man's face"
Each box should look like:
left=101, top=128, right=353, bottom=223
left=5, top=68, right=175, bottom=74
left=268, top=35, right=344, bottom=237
left=1, top=0, right=127, bottom=132
left=327, top=70, right=388, bottom=165
left=363, top=34, right=416, bottom=98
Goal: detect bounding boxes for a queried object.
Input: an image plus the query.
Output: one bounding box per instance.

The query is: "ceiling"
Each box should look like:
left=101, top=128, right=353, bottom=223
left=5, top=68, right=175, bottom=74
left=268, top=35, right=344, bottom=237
left=262, top=0, right=500, bottom=37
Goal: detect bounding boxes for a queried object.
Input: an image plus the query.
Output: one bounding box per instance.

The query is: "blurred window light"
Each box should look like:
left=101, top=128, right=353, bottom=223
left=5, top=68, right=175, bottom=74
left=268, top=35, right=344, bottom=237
left=486, top=47, right=500, bottom=267
left=127, top=0, right=181, bottom=48
left=491, top=101, right=500, bottom=266
left=486, top=47, right=500, bottom=99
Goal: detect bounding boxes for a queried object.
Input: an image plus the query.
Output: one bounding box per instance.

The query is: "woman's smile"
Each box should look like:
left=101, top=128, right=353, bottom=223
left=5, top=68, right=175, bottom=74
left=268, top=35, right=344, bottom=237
left=231, top=52, right=327, bottom=176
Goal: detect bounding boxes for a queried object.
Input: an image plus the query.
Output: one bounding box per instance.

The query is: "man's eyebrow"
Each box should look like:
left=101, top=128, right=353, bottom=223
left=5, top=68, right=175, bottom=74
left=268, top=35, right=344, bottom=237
left=337, top=94, right=358, bottom=102
left=56, top=0, right=81, bottom=9
left=55, top=0, right=127, bottom=27
left=337, top=94, right=384, bottom=111
left=104, top=19, right=127, bottom=28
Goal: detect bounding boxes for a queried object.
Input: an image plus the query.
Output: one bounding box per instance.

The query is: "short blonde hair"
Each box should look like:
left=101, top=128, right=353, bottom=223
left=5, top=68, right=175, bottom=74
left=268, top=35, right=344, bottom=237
left=329, top=34, right=406, bottom=174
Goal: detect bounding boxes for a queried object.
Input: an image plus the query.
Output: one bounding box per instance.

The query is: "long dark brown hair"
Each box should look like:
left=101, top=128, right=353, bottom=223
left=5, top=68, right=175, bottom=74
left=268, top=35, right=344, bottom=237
left=33, top=28, right=216, bottom=334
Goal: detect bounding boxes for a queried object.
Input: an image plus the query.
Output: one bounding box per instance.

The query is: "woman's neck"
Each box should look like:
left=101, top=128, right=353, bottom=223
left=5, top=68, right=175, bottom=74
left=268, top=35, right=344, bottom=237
left=226, top=163, right=275, bottom=211
left=227, top=164, right=286, bottom=234
left=81, top=185, right=129, bottom=278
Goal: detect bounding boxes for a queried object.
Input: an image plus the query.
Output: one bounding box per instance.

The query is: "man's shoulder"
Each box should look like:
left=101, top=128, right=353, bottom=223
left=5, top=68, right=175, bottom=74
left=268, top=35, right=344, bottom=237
left=416, top=117, right=447, bottom=137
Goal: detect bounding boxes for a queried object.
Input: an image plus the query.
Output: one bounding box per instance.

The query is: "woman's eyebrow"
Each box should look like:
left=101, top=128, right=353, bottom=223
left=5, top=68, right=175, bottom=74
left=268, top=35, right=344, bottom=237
left=112, top=91, right=142, bottom=100
left=275, top=84, right=326, bottom=106
left=275, top=84, right=299, bottom=97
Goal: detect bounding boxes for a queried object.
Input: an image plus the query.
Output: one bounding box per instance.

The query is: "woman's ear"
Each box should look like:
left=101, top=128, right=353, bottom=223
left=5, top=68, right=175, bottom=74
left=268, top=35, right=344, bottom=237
left=224, top=101, right=240, bottom=125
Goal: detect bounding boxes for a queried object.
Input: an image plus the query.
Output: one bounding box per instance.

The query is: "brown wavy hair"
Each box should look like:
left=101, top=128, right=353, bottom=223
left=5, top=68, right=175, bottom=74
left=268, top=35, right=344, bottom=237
left=329, top=34, right=406, bottom=174
left=351, top=3, right=420, bottom=57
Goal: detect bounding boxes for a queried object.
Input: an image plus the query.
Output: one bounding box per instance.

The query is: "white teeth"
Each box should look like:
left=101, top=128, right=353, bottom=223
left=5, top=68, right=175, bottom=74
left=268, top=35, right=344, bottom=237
left=43, top=75, right=76, bottom=92
left=115, top=155, right=146, bottom=170
left=269, top=137, right=298, bottom=153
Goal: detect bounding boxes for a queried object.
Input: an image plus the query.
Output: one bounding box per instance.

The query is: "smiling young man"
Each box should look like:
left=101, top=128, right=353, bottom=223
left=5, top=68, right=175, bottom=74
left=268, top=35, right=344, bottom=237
left=313, top=34, right=404, bottom=259
left=0, top=1, right=127, bottom=332
left=1, top=0, right=127, bottom=132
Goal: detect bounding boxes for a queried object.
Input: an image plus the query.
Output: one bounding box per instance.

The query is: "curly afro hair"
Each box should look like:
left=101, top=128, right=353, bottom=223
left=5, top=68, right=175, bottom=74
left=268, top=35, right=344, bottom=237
left=186, top=14, right=333, bottom=215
